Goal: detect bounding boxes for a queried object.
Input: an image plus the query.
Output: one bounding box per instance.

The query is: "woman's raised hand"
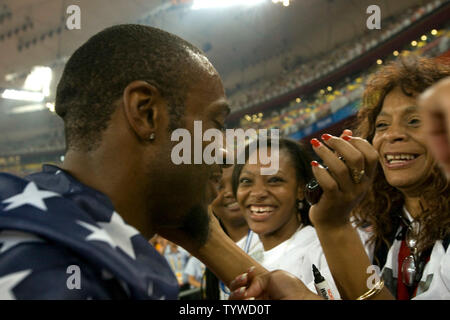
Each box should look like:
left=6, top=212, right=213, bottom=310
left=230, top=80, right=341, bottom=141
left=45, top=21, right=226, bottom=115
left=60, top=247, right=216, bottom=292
left=308, top=130, right=379, bottom=229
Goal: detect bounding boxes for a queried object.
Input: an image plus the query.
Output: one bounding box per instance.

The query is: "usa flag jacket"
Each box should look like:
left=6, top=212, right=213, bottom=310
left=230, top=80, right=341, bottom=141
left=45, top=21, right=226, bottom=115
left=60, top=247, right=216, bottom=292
left=0, top=165, right=179, bottom=300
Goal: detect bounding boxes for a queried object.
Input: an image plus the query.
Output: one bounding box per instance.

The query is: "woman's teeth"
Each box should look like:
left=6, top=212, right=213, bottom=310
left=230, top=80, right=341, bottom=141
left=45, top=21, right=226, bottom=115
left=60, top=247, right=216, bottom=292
left=249, top=205, right=275, bottom=214
left=386, top=154, right=417, bottom=164
left=226, top=202, right=240, bottom=210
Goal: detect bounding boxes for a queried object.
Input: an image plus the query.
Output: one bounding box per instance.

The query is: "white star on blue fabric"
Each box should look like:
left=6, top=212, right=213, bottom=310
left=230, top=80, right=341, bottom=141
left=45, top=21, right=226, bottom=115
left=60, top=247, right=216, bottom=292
left=0, top=269, right=32, bottom=299
left=0, top=230, right=44, bottom=254
left=77, top=220, right=116, bottom=248
left=2, top=181, right=60, bottom=212
left=98, top=211, right=139, bottom=259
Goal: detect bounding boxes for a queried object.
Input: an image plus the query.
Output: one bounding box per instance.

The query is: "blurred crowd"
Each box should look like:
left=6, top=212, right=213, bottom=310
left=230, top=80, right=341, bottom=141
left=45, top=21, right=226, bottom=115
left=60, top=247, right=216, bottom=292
left=228, top=0, right=445, bottom=111
left=150, top=235, right=205, bottom=294
left=240, top=26, right=450, bottom=136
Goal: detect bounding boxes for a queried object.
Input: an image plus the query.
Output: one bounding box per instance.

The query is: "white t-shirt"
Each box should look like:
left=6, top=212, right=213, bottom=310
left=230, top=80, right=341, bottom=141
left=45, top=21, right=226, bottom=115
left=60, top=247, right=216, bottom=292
left=235, top=230, right=264, bottom=263
left=261, top=225, right=341, bottom=299
left=219, top=231, right=264, bottom=300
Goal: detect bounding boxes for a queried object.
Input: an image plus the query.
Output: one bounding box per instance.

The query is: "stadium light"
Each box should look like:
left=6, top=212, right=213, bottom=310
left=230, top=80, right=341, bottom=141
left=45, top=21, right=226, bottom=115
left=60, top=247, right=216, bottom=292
left=46, top=102, right=55, bottom=112
left=272, top=0, right=290, bottom=6
left=9, top=104, right=46, bottom=114
left=24, top=66, right=52, bottom=97
left=192, top=0, right=266, bottom=10
left=1, top=89, right=45, bottom=102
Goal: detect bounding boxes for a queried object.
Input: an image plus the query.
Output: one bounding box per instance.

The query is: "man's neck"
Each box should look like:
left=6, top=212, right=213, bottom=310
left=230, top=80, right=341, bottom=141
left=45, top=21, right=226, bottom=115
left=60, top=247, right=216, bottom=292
left=61, top=150, right=154, bottom=239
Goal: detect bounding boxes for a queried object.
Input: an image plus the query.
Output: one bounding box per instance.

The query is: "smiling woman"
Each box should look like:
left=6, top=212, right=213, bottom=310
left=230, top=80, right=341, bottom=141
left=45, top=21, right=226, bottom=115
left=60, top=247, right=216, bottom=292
left=231, top=137, right=341, bottom=298
left=352, top=56, right=450, bottom=299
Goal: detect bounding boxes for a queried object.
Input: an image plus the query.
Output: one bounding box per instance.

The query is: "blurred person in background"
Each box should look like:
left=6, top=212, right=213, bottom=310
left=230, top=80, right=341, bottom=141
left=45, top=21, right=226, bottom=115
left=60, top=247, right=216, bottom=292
left=203, top=165, right=263, bottom=300
left=164, top=241, right=190, bottom=290
left=149, top=234, right=168, bottom=254
left=184, top=256, right=205, bottom=289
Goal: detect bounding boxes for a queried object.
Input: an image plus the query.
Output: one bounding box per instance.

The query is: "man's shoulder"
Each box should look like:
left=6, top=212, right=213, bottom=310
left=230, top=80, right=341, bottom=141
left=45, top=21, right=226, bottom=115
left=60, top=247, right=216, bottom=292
left=0, top=172, right=29, bottom=195
left=0, top=170, right=97, bottom=242
left=0, top=230, right=118, bottom=299
left=0, top=170, right=179, bottom=300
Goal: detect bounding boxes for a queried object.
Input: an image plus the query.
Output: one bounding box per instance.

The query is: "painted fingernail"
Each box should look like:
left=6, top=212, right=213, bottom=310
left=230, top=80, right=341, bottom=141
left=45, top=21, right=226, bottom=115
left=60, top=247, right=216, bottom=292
left=248, top=266, right=256, bottom=273
left=240, top=273, right=248, bottom=282
left=310, top=138, right=321, bottom=148
left=311, top=161, right=319, bottom=167
left=343, top=129, right=353, bottom=136
left=342, top=135, right=352, bottom=141
left=321, top=134, right=332, bottom=141
left=238, top=287, right=246, bottom=294
left=246, top=297, right=256, bottom=300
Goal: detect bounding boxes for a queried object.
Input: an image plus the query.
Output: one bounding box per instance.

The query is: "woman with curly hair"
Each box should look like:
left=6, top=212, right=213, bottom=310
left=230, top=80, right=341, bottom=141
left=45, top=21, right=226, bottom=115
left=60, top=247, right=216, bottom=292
left=307, top=55, right=450, bottom=300
left=228, top=56, right=450, bottom=300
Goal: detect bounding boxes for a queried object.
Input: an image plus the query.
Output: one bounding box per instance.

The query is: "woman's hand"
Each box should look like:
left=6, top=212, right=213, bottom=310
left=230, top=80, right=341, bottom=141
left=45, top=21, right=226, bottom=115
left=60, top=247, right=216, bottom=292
left=308, top=130, right=379, bottom=230
left=228, top=267, right=323, bottom=300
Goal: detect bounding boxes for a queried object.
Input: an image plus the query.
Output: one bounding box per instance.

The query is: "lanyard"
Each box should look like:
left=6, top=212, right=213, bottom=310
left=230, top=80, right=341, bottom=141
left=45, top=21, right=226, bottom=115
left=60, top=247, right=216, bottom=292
left=243, top=230, right=253, bottom=254
left=168, top=254, right=182, bottom=272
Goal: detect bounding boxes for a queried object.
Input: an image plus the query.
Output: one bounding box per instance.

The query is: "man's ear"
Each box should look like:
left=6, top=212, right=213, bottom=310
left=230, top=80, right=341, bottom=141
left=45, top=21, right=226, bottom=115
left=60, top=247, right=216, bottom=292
left=122, top=80, right=162, bottom=141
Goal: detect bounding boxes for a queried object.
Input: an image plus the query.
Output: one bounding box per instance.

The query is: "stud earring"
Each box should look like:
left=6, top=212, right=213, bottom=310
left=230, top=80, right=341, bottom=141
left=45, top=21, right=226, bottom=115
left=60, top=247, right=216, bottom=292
left=297, top=200, right=304, bottom=210
left=149, top=133, right=155, bottom=141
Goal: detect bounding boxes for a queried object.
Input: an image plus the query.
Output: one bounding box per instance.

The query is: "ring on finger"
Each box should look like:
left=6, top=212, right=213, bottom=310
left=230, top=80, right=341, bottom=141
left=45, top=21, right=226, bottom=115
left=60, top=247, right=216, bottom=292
left=351, top=168, right=365, bottom=184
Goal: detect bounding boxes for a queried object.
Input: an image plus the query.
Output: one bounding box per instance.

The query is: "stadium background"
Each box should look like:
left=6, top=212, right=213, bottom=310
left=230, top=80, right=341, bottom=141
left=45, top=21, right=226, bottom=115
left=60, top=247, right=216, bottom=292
left=0, top=0, right=449, bottom=176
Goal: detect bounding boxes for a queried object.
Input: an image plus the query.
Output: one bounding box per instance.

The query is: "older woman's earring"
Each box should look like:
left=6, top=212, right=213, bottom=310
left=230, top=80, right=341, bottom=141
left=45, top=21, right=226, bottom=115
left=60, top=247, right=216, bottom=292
left=297, top=200, right=304, bottom=210
left=149, top=133, right=155, bottom=141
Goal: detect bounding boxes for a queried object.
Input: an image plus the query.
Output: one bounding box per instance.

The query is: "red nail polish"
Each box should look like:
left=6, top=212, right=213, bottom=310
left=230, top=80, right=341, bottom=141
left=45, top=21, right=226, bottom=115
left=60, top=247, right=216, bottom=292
left=311, top=161, right=319, bottom=167
left=342, top=135, right=352, bottom=141
left=321, top=134, right=332, bottom=141
left=310, top=138, right=321, bottom=148
left=343, top=129, right=353, bottom=136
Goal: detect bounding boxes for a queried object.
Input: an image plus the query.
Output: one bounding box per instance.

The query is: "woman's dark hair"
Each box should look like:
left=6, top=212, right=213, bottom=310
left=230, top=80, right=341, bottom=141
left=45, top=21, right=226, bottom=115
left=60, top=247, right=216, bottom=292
left=231, top=137, right=314, bottom=226
left=202, top=268, right=220, bottom=300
